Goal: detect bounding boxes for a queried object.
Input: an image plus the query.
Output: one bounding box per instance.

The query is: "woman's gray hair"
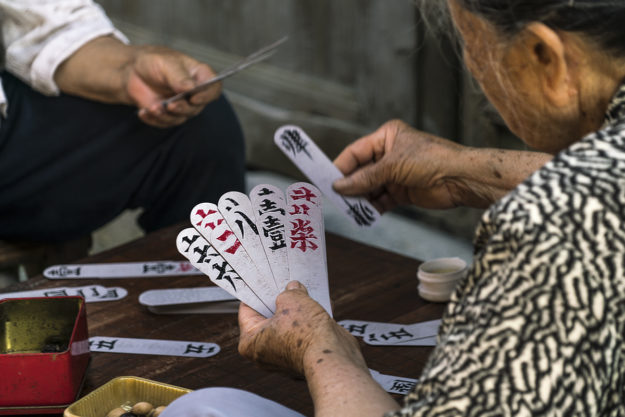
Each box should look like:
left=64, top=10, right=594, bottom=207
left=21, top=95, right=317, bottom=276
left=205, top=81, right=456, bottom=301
left=453, top=0, right=625, bottom=56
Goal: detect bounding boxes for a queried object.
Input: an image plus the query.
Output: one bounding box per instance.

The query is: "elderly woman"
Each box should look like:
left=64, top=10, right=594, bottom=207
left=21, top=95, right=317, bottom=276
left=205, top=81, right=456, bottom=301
left=238, top=1, right=625, bottom=416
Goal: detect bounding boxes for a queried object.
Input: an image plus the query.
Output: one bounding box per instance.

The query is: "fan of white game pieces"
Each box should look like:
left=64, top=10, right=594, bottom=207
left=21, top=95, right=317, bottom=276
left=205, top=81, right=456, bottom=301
left=176, top=182, right=331, bottom=318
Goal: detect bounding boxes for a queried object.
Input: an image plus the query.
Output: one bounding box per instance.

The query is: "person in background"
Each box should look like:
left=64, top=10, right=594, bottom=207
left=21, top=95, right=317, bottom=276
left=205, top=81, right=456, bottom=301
left=238, top=0, right=625, bottom=416
left=0, top=0, right=245, bottom=243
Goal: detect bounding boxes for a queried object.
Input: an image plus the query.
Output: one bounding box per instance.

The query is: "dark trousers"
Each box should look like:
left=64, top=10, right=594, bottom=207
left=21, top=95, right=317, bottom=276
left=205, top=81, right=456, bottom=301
left=0, top=72, right=245, bottom=242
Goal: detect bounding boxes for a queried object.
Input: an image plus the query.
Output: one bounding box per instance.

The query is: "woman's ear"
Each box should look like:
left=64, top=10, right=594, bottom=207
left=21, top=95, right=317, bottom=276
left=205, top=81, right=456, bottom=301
left=518, top=22, right=577, bottom=108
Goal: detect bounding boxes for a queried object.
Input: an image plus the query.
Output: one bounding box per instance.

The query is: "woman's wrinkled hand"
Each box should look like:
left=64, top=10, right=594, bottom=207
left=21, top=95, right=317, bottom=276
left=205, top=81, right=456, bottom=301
left=333, top=119, right=479, bottom=211
left=334, top=120, right=553, bottom=210
left=238, top=281, right=363, bottom=377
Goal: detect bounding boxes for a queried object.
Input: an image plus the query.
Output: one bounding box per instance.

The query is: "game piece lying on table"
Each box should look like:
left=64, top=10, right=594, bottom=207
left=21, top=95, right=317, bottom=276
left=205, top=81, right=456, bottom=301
left=44, top=261, right=199, bottom=279
left=0, top=285, right=127, bottom=302
left=339, top=319, right=441, bottom=346
left=89, top=336, right=219, bottom=358
left=139, top=287, right=239, bottom=314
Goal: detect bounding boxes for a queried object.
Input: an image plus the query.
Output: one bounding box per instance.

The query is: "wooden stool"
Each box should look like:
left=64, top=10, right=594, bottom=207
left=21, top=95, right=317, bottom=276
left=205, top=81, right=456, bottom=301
left=0, top=236, right=92, bottom=280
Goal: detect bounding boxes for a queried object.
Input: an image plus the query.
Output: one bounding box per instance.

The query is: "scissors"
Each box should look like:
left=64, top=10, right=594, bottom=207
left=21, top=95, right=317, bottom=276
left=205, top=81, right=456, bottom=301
left=161, top=36, right=288, bottom=108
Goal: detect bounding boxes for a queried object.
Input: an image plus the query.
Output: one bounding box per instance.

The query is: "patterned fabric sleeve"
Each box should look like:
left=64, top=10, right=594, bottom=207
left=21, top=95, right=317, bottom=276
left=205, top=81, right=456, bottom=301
left=386, top=120, right=625, bottom=417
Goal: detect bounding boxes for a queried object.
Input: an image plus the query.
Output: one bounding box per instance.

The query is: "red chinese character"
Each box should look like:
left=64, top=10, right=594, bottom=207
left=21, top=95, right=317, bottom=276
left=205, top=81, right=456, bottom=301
left=194, top=208, right=221, bottom=228
left=179, top=262, right=194, bottom=272
left=204, top=218, right=223, bottom=230
left=290, top=186, right=317, bottom=202
left=215, top=230, right=242, bottom=254
left=289, top=203, right=310, bottom=215
left=289, top=219, right=318, bottom=252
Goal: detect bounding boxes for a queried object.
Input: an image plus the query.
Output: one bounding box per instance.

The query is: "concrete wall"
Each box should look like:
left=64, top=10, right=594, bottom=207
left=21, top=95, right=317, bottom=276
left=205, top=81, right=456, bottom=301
left=96, top=0, right=522, bottom=239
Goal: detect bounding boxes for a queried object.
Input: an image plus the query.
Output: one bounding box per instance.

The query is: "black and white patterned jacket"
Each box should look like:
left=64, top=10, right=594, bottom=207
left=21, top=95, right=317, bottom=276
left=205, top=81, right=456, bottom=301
left=390, top=83, right=625, bottom=416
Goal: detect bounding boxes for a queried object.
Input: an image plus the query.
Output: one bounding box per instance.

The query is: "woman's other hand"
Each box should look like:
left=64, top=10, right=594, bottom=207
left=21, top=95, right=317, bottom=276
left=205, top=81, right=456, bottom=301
left=238, top=281, right=364, bottom=377
left=238, top=281, right=399, bottom=417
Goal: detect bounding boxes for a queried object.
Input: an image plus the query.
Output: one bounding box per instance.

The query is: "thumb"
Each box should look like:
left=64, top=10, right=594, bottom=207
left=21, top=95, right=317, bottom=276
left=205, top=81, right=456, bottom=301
left=333, top=163, right=386, bottom=196
left=161, top=59, right=196, bottom=93
left=286, top=281, right=307, bottom=293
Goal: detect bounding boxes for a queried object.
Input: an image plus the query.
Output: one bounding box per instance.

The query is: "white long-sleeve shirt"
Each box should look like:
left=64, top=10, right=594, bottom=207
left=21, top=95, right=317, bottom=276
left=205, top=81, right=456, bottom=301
left=0, top=0, right=127, bottom=116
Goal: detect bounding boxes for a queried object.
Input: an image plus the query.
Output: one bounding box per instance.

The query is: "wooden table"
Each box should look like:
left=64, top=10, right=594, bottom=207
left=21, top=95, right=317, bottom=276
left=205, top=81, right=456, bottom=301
left=2, top=223, right=445, bottom=416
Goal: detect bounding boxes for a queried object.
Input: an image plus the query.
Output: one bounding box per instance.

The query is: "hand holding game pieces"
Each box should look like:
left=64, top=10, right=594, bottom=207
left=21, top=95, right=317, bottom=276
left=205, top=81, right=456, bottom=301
left=238, top=280, right=356, bottom=376
left=177, top=182, right=331, bottom=318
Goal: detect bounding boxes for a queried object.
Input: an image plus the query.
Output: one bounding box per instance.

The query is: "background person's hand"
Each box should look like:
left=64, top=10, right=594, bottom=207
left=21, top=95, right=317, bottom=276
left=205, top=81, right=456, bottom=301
left=125, top=45, right=222, bottom=128
left=55, top=37, right=223, bottom=129
left=238, top=281, right=365, bottom=377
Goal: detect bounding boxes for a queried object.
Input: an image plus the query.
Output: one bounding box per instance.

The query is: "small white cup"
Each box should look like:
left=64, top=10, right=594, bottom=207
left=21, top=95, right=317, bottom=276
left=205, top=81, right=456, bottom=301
left=417, top=257, right=467, bottom=303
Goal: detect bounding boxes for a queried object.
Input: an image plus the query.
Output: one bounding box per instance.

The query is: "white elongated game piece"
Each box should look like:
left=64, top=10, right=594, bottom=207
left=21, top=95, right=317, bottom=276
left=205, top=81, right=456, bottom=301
left=364, top=319, right=441, bottom=346
left=274, top=125, right=380, bottom=228
left=218, top=192, right=278, bottom=291
left=285, top=183, right=332, bottom=316
left=139, top=286, right=236, bottom=306
left=369, top=369, right=419, bottom=395
left=339, top=319, right=440, bottom=346
left=89, top=336, right=219, bottom=358
left=190, top=203, right=279, bottom=315
left=176, top=227, right=272, bottom=317
left=138, top=287, right=239, bottom=315
left=0, top=285, right=127, bottom=303
left=145, top=302, right=240, bottom=315
left=44, top=261, right=199, bottom=279
left=250, top=184, right=290, bottom=292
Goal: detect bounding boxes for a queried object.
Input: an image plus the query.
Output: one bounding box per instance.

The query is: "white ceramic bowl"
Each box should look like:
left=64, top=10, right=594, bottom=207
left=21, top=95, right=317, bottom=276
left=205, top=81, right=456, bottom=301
left=417, top=257, right=467, bottom=302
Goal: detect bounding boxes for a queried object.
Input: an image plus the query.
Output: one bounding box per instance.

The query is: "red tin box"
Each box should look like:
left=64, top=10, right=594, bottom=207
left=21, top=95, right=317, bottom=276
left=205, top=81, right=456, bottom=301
left=0, top=296, right=90, bottom=414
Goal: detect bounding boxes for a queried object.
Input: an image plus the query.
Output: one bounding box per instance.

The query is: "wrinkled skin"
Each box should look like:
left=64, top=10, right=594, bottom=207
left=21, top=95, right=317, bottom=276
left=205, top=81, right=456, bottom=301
left=332, top=119, right=551, bottom=211
left=238, top=281, right=364, bottom=377
left=332, top=119, right=470, bottom=211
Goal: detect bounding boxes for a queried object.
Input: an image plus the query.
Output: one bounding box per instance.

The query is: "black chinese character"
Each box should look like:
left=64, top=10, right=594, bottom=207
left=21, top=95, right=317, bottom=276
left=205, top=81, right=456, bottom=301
left=344, top=324, right=369, bottom=336
left=389, top=379, right=417, bottom=394
left=90, top=339, right=118, bottom=350
left=212, top=261, right=242, bottom=291
left=258, top=199, right=285, bottom=216
left=280, top=129, right=312, bottom=159
left=343, top=198, right=376, bottom=226
left=143, top=263, right=176, bottom=274
left=380, top=328, right=414, bottom=341
left=184, top=344, right=216, bottom=354
left=180, top=234, right=200, bottom=253
left=234, top=211, right=259, bottom=237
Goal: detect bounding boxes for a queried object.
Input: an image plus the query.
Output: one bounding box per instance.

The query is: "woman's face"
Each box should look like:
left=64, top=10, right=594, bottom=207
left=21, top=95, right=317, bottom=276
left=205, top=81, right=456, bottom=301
left=447, top=0, right=584, bottom=153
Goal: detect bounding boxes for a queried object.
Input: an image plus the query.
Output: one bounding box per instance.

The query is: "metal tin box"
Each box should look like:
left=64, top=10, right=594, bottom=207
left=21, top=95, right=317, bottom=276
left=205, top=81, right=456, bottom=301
left=64, top=376, right=192, bottom=417
left=0, top=296, right=90, bottom=413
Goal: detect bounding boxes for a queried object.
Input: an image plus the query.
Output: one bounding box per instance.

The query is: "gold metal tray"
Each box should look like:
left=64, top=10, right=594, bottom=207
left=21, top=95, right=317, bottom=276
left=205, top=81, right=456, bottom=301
left=64, top=376, right=192, bottom=417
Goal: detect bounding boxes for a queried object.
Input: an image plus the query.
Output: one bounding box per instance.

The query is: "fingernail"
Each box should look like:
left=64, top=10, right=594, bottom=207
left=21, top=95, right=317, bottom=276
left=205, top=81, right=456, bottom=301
left=332, top=178, right=346, bottom=190
left=286, top=281, right=303, bottom=290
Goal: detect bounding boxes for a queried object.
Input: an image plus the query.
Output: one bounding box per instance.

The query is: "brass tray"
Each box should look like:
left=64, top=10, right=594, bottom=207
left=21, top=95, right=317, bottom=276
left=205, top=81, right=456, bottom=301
left=64, top=376, right=192, bottom=417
